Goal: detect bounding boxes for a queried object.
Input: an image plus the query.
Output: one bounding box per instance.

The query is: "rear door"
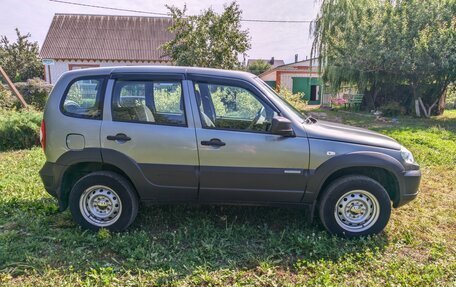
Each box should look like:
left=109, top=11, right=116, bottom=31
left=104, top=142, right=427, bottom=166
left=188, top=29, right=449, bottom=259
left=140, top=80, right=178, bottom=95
left=101, top=74, right=199, bottom=201
left=188, top=75, right=310, bottom=203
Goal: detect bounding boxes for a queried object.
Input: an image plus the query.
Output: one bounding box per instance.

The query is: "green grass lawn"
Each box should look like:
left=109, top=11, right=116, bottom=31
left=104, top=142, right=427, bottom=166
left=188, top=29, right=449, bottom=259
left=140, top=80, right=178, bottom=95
left=0, top=110, right=455, bottom=286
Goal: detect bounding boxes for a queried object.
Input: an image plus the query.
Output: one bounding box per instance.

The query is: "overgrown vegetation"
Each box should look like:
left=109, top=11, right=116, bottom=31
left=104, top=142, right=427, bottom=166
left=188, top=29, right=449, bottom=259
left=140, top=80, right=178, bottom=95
left=0, top=110, right=454, bottom=286
left=280, top=88, right=307, bottom=111
left=380, top=102, right=406, bottom=117
left=0, top=29, right=43, bottom=82
left=0, top=30, right=49, bottom=111
left=0, top=87, right=20, bottom=109
left=14, top=78, right=52, bottom=110
left=312, top=0, right=456, bottom=117
left=163, top=2, right=250, bottom=69
left=0, top=108, right=42, bottom=151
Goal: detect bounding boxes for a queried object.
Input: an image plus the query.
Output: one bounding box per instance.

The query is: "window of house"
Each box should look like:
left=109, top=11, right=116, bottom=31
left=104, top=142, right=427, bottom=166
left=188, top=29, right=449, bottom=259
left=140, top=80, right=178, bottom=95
left=111, top=80, right=186, bottom=126
left=61, top=77, right=105, bottom=119
left=194, top=82, right=277, bottom=132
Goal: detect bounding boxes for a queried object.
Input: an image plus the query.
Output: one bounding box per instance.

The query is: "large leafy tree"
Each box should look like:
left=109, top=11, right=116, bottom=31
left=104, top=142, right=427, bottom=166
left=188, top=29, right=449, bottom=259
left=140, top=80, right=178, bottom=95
left=163, top=2, right=251, bottom=69
left=312, top=0, right=456, bottom=117
left=0, top=29, right=43, bottom=82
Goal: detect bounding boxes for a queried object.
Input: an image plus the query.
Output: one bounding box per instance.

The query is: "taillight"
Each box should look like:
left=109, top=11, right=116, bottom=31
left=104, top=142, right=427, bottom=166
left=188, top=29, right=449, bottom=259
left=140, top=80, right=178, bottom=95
left=40, top=119, right=46, bottom=151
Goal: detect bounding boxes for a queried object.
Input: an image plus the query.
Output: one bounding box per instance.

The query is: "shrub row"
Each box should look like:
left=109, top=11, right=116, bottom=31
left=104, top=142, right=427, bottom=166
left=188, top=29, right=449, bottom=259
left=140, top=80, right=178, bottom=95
left=14, top=78, right=53, bottom=110
left=0, top=78, right=52, bottom=111
left=279, top=88, right=307, bottom=111
left=0, top=108, right=42, bottom=151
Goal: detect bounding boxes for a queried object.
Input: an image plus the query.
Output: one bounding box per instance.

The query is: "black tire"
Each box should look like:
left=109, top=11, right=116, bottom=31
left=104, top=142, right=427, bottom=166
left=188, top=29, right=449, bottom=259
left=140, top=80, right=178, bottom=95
left=69, top=171, right=139, bottom=231
left=318, top=175, right=391, bottom=238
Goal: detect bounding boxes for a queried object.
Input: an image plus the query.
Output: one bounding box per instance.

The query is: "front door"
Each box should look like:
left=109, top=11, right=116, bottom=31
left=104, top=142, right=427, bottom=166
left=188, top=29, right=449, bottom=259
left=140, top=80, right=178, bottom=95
left=101, top=76, right=199, bottom=201
left=189, top=77, right=310, bottom=203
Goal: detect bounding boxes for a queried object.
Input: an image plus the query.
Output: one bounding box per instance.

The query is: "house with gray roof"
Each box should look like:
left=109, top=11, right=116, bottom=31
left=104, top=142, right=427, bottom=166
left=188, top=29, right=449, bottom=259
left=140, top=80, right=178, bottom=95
left=40, top=14, right=173, bottom=84
left=259, top=58, right=323, bottom=105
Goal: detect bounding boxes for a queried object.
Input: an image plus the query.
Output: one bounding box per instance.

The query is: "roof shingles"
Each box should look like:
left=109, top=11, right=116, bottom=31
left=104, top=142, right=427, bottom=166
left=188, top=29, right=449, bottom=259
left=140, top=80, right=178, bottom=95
left=40, top=14, right=174, bottom=61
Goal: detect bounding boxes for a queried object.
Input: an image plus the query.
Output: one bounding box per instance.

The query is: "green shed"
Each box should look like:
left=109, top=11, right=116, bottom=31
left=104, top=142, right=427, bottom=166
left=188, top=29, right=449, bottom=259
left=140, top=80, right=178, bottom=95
left=292, top=77, right=322, bottom=105
left=264, top=80, right=276, bottom=89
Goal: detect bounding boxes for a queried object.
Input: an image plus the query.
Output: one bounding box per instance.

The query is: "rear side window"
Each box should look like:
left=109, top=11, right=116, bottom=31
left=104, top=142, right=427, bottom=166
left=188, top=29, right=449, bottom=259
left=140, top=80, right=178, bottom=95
left=61, top=77, right=105, bottom=119
left=111, top=80, right=186, bottom=126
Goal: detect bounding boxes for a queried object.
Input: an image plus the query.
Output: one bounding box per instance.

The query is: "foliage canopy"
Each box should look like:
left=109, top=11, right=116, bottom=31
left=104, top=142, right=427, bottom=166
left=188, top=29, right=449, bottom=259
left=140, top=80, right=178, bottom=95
left=312, top=0, right=456, bottom=117
left=163, top=2, right=251, bottom=69
left=0, top=29, right=43, bottom=82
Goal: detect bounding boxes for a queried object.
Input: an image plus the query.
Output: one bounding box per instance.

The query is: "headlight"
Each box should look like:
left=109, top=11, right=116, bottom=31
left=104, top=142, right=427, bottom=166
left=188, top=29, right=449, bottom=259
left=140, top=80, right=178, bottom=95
left=401, top=146, right=415, bottom=164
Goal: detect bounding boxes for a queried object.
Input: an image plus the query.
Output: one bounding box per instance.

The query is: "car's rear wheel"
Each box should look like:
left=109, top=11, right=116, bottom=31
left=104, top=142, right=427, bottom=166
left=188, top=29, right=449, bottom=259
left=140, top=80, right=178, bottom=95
left=318, top=175, right=391, bottom=237
left=69, top=171, right=138, bottom=231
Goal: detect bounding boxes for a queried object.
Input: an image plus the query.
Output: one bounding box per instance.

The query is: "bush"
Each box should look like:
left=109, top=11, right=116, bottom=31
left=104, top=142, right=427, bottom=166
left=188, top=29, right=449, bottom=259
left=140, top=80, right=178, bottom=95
left=279, top=88, right=307, bottom=111
left=380, top=101, right=406, bottom=117
left=0, top=87, right=20, bottom=109
left=14, top=78, right=53, bottom=110
left=0, top=108, right=42, bottom=151
left=330, top=98, right=348, bottom=106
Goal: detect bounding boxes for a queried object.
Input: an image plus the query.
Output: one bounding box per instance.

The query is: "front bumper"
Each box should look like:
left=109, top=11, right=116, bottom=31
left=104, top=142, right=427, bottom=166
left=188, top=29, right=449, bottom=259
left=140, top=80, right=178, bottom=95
left=393, top=169, right=421, bottom=208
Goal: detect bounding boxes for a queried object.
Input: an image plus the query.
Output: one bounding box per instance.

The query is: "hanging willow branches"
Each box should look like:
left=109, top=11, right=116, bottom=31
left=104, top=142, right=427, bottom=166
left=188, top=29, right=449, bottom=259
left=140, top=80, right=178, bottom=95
left=311, top=0, right=456, bottom=117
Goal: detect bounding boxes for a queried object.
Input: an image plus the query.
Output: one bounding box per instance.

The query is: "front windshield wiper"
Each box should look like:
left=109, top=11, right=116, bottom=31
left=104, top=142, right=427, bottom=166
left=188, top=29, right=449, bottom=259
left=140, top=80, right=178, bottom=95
left=305, top=116, right=318, bottom=124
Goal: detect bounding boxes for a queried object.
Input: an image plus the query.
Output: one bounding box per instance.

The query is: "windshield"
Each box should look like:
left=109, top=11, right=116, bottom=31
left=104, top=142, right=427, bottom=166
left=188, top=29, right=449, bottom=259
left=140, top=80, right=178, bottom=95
left=254, top=77, right=307, bottom=123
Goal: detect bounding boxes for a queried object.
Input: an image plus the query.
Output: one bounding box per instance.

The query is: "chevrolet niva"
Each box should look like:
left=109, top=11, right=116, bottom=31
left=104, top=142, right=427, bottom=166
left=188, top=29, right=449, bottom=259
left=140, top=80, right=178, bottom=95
left=39, top=66, right=421, bottom=237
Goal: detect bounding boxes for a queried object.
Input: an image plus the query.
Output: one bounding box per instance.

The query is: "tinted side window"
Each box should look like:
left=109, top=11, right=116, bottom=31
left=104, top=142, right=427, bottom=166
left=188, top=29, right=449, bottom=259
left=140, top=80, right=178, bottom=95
left=153, top=82, right=183, bottom=114
left=62, top=78, right=105, bottom=118
left=112, top=80, right=186, bottom=126
left=194, top=82, right=277, bottom=132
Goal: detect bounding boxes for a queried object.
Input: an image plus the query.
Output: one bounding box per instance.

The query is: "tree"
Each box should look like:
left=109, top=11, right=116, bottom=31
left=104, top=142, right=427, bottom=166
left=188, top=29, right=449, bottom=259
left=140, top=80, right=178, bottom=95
left=247, top=60, right=271, bottom=75
left=312, top=0, right=456, bottom=117
left=163, top=2, right=251, bottom=69
left=0, top=29, right=43, bottom=82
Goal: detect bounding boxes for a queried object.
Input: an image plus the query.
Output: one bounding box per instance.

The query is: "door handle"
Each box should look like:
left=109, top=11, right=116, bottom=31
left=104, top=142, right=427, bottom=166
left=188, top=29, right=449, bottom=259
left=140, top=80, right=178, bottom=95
left=201, top=138, right=226, bottom=147
left=107, top=133, right=131, bottom=142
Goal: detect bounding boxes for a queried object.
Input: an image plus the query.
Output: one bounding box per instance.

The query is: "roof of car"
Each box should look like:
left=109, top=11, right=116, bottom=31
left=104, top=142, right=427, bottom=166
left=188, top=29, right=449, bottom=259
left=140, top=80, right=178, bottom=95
left=61, top=66, right=256, bottom=81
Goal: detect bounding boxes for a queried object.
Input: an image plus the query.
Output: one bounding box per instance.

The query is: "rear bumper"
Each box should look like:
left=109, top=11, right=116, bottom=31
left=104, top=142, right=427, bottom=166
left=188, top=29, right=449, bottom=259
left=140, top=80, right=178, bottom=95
left=394, top=169, right=421, bottom=208
left=39, top=161, right=65, bottom=199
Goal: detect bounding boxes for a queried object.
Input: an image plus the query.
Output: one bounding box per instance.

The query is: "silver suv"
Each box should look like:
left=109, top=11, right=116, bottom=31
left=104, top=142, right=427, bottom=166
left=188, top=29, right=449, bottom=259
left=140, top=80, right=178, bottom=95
left=39, top=66, right=421, bottom=237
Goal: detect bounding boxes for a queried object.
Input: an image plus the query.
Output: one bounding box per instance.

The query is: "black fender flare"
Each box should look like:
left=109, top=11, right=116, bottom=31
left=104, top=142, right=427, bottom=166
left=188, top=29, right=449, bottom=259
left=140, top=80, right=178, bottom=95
left=56, top=147, right=102, bottom=165
left=54, top=148, right=151, bottom=210
left=304, top=151, right=405, bottom=202
left=100, top=148, right=156, bottom=199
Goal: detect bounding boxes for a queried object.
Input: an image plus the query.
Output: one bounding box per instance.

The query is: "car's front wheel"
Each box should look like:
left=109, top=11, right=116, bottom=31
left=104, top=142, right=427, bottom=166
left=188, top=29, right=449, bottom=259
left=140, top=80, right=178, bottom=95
left=69, top=171, right=139, bottom=231
left=318, top=175, right=391, bottom=237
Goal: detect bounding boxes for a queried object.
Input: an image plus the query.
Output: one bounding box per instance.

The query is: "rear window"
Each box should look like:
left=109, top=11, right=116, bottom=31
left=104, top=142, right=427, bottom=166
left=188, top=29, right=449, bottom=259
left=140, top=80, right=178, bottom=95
left=61, top=77, right=106, bottom=119
left=111, top=80, right=186, bottom=126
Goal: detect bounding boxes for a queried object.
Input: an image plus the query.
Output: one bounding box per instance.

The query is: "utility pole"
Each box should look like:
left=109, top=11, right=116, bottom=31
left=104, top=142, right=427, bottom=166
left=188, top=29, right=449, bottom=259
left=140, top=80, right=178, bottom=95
left=0, top=66, right=27, bottom=108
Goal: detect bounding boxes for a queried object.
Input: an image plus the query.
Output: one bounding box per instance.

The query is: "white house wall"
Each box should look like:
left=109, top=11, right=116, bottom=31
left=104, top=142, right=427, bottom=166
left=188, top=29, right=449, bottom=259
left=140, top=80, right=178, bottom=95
left=260, top=71, right=277, bottom=82
left=280, top=73, right=294, bottom=90
left=45, top=60, right=170, bottom=84
left=280, top=72, right=318, bottom=91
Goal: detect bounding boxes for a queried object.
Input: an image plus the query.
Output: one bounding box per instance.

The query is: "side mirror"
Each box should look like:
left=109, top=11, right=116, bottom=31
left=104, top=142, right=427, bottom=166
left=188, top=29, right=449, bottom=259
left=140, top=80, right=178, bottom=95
left=271, top=116, right=294, bottom=137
